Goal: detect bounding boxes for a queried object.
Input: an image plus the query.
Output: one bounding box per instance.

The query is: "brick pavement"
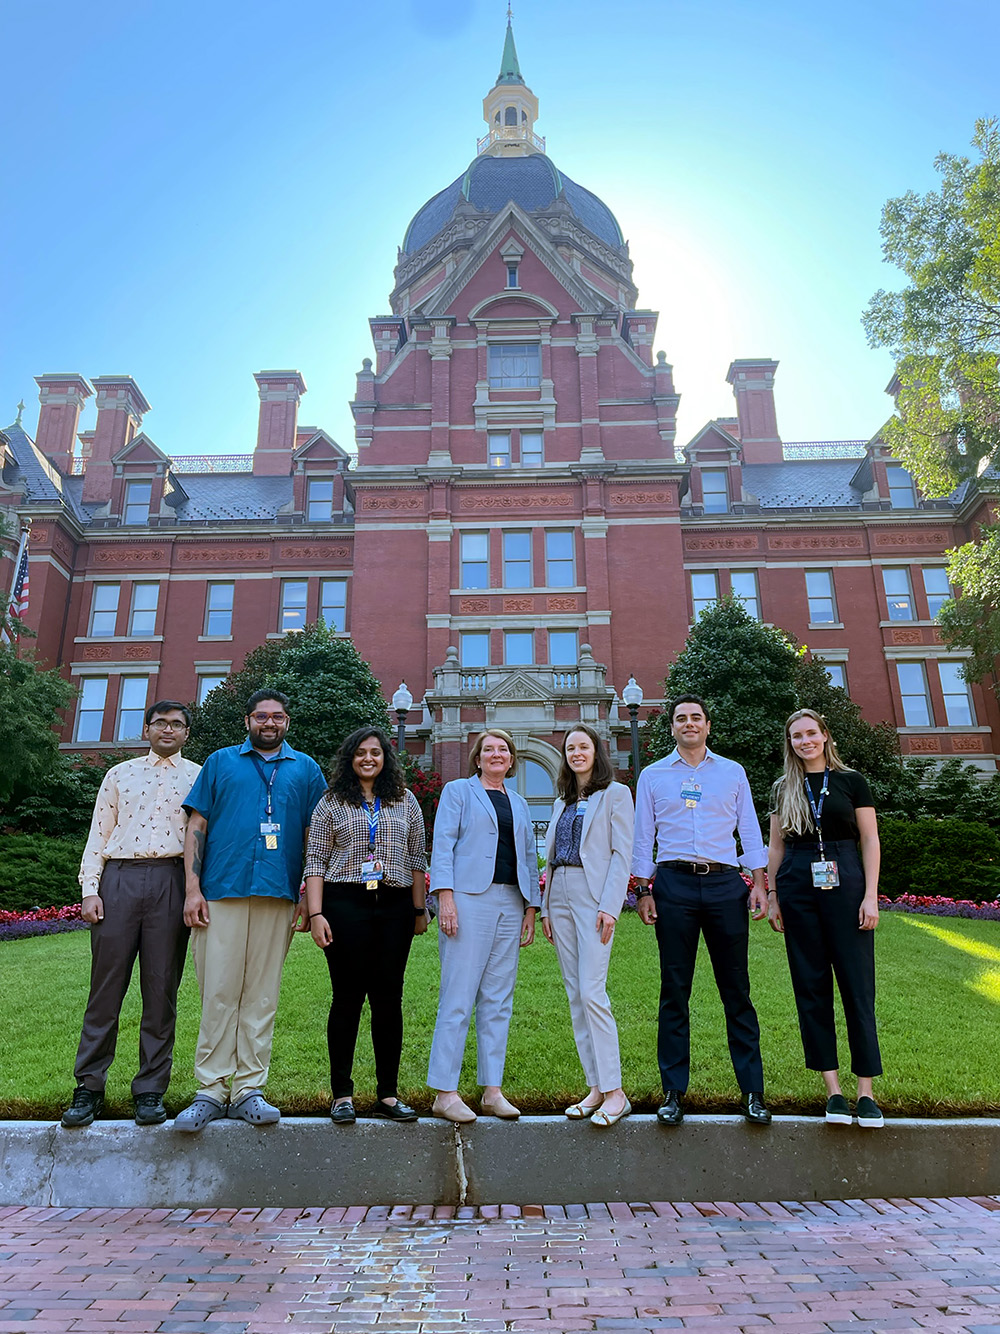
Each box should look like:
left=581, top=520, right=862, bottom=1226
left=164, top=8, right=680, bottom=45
left=2, top=1198, right=1000, bottom=1334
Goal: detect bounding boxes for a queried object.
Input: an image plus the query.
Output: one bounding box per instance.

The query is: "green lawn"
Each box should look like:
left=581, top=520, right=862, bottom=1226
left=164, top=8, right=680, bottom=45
left=2, top=912, right=998, bottom=1119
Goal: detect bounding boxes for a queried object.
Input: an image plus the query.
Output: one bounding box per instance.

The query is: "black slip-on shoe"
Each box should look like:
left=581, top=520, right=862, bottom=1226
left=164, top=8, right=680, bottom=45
left=330, top=1100, right=357, bottom=1124
left=856, top=1096, right=884, bottom=1128
left=372, top=1099, right=418, bottom=1121
left=825, top=1094, right=852, bottom=1125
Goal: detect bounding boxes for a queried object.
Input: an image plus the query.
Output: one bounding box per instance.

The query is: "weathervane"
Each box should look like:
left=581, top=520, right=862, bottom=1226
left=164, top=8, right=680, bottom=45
left=15, top=400, right=24, bottom=426
left=507, top=2, right=513, bottom=20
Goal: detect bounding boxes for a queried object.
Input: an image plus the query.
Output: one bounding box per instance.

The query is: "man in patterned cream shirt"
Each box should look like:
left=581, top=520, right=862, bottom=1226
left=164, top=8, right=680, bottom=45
left=61, top=701, right=201, bottom=1129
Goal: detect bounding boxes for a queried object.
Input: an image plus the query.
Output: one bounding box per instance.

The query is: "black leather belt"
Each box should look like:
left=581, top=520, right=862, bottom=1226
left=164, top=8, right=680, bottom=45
left=108, top=856, right=183, bottom=866
left=662, top=859, right=738, bottom=876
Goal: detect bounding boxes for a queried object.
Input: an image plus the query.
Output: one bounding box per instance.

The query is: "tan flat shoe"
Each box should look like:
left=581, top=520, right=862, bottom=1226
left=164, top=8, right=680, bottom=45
left=432, top=1094, right=477, bottom=1124
left=592, top=1097, right=631, bottom=1128
left=480, top=1092, right=520, bottom=1120
left=565, top=1099, right=601, bottom=1119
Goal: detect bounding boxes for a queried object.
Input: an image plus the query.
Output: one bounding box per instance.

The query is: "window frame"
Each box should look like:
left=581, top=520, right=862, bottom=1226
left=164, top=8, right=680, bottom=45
left=923, top=566, right=952, bottom=619
left=115, top=676, right=149, bottom=742
left=506, top=263, right=520, bottom=289
left=690, top=570, right=719, bottom=620
left=123, top=480, right=152, bottom=525
left=90, top=583, right=121, bottom=638
left=204, top=582, right=235, bottom=637
left=76, top=676, right=108, bottom=743
left=730, top=570, right=760, bottom=619
left=938, top=660, right=975, bottom=726
left=460, top=631, right=490, bottom=669
left=197, top=674, right=228, bottom=705
left=824, top=662, right=848, bottom=692
left=502, top=530, right=532, bottom=589
left=886, top=463, right=917, bottom=508
left=520, top=431, right=543, bottom=468
left=883, top=566, right=915, bottom=621
left=460, top=531, right=489, bottom=590
left=128, top=582, right=159, bottom=637
left=503, top=629, right=534, bottom=666
left=488, top=431, right=512, bottom=470
left=306, top=478, right=335, bottom=523
left=319, top=578, right=347, bottom=632
left=896, top=660, right=932, bottom=726
left=279, top=579, right=309, bottom=634
left=701, top=468, right=729, bottom=514
left=487, top=342, right=541, bottom=389
left=805, top=569, right=837, bottom=624
left=544, top=529, right=575, bottom=588
left=548, top=629, right=578, bottom=666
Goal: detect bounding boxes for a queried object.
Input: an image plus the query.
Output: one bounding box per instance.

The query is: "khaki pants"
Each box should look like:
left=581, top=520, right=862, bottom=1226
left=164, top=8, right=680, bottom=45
left=190, top=896, right=296, bottom=1102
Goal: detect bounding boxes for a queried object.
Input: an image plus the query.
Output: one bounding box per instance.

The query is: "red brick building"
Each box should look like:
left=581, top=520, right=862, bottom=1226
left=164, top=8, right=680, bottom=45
left=3, top=22, right=996, bottom=812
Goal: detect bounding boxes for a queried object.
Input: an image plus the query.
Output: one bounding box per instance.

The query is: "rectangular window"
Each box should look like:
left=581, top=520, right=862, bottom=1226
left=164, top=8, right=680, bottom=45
left=460, top=631, right=489, bottom=668
left=124, top=481, right=152, bottom=524
left=896, top=661, right=931, bottom=726
left=503, top=531, right=532, bottom=588
left=488, top=432, right=511, bottom=469
left=460, top=532, right=489, bottom=589
left=730, top=570, right=760, bottom=619
left=520, top=431, right=543, bottom=467
left=280, top=579, right=308, bottom=633
left=76, top=677, right=108, bottom=743
left=128, top=582, right=158, bottom=637
left=883, top=567, right=915, bottom=621
left=548, top=629, right=578, bottom=665
left=825, top=662, right=848, bottom=692
left=923, top=566, right=952, bottom=619
left=307, top=478, right=334, bottom=522
left=701, top=468, right=729, bottom=514
left=504, top=629, right=534, bottom=665
left=204, top=582, right=234, bottom=636
left=319, top=578, right=347, bottom=632
left=545, top=530, right=575, bottom=587
left=197, top=674, right=227, bottom=705
left=805, top=569, right=837, bottom=623
left=116, top=676, right=148, bottom=741
left=506, top=264, right=520, bottom=289
left=90, top=584, right=120, bottom=637
left=488, top=342, right=541, bottom=388
left=939, top=660, right=974, bottom=726
left=691, top=570, right=719, bottom=619
left=886, top=463, right=917, bottom=508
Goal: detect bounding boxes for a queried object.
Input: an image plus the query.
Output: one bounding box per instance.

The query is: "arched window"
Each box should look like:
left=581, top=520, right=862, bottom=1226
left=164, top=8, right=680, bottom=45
left=504, top=105, right=518, bottom=126
left=514, top=757, right=556, bottom=856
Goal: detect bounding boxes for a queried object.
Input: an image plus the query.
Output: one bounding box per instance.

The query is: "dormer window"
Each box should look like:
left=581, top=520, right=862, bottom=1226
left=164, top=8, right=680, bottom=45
left=886, top=464, right=916, bottom=508
left=701, top=469, right=729, bottom=514
left=124, top=480, right=151, bottom=524
left=307, top=478, right=334, bottom=522
left=506, top=263, right=520, bottom=289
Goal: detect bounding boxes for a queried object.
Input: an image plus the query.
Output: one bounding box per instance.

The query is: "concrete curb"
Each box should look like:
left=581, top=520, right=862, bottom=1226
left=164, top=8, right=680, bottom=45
left=2, top=1116, right=999, bottom=1208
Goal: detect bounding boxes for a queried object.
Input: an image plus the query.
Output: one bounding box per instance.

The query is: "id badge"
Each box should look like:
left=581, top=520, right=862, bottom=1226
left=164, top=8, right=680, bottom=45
left=261, top=822, right=280, bottom=852
left=811, top=860, right=839, bottom=889
left=361, top=859, right=384, bottom=892
left=680, top=782, right=701, bottom=810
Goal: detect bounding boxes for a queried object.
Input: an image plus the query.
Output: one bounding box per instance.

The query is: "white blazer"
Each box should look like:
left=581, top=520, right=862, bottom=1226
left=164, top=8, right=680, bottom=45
left=430, top=776, right=541, bottom=908
left=543, top=781, right=635, bottom=919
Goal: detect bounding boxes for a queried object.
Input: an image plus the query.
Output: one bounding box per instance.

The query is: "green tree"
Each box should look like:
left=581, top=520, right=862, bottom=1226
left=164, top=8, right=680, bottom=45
left=0, top=642, right=77, bottom=807
left=185, top=622, right=393, bottom=775
left=862, top=118, right=1000, bottom=497
left=3, top=750, right=134, bottom=839
left=937, top=535, right=1000, bottom=691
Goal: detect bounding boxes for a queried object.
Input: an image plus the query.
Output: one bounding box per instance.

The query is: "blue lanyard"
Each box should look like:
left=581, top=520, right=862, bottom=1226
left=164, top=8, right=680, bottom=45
left=250, top=754, right=280, bottom=820
left=365, top=797, right=381, bottom=853
left=803, top=768, right=830, bottom=857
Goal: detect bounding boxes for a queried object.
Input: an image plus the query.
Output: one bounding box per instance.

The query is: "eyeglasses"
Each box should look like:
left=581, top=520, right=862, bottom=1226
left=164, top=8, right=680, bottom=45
left=250, top=712, right=287, bottom=723
left=149, top=720, right=188, bottom=731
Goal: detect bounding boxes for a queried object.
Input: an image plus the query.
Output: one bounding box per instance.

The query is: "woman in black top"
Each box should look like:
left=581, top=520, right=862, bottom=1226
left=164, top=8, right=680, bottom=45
left=767, top=709, right=884, bottom=1127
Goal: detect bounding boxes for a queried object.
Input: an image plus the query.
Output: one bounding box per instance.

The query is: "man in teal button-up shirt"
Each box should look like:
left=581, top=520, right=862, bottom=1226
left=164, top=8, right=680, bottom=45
left=174, top=690, right=325, bottom=1132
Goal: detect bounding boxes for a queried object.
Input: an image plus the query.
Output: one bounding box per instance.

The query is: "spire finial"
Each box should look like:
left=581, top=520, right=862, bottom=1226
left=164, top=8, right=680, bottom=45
left=14, top=400, right=24, bottom=426
left=496, top=8, right=524, bottom=85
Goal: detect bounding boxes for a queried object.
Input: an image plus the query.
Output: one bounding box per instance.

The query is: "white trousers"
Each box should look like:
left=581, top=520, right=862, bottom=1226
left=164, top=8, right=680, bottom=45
left=190, top=896, right=296, bottom=1101
left=546, top=865, right=622, bottom=1091
left=428, top=882, right=524, bottom=1090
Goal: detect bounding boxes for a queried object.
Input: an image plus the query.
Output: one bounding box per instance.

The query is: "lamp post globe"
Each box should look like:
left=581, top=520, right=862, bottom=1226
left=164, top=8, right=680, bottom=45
left=392, top=681, right=413, bottom=754
left=621, top=675, right=643, bottom=783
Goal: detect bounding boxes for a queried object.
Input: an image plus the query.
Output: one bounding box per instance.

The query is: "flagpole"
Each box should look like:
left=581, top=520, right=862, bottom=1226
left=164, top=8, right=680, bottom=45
left=1, top=520, right=31, bottom=646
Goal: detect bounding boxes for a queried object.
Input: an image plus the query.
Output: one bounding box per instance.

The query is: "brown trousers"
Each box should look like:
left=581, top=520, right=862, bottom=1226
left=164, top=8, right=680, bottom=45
left=74, top=858, right=189, bottom=1097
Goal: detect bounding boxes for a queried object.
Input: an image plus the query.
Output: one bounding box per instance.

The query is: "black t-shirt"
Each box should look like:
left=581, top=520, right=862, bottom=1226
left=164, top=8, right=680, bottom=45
left=785, top=769, right=874, bottom=844
left=487, top=789, right=519, bottom=884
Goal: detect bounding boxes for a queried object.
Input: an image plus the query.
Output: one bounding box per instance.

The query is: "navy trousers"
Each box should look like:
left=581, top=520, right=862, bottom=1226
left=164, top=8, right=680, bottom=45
left=652, top=864, right=764, bottom=1094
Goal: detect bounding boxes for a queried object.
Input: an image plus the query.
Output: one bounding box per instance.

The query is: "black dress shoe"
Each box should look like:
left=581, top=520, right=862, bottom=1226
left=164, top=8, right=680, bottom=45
left=133, top=1092, right=167, bottom=1125
left=330, top=1100, right=356, bottom=1124
left=744, top=1092, right=772, bottom=1125
left=61, top=1087, right=104, bottom=1128
left=656, top=1090, right=684, bottom=1125
left=373, top=1098, right=418, bottom=1122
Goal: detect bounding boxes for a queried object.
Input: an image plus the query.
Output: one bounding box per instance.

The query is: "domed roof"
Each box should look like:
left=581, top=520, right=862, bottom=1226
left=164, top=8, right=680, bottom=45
left=401, top=153, right=625, bottom=256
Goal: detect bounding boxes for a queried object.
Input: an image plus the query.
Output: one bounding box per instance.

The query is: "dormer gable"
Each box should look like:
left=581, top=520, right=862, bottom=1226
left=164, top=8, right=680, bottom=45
left=683, top=421, right=744, bottom=516
left=109, top=432, right=171, bottom=526
left=291, top=429, right=352, bottom=522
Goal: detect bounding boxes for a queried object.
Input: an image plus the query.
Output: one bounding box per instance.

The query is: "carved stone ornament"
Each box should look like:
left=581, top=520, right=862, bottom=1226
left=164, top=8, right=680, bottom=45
left=29, top=526, right=51, bottom=544
left=952, top=734, right=985, bottom=751
left=503, top=597, right=535, bottom=613
left=82, top=645, right=113, bottom=659
left=123, top=644, right=154, bottom=659
left=93, top=547, right=166, bottom=564
left=891, top=629, right=923, bottom=644
left=908, top=736, right=942, bottom=753
left=610, top=490, right=672, bottom=506
left=278, top=545, right=352, bottom=560
left=359, top=494, right=425, bottom=512
left=547, top=596, right=579, bottom=612
left=176, top=547, right=269, bottom=564
left=459, top=597, right=490, bottom=614
left=684, top=534, right=759, bottom=552
left=767, top=534, right=863, bottom=550
left=874, top=529, right=949, bottom=547
left=459, top=492, right=573, bottom=511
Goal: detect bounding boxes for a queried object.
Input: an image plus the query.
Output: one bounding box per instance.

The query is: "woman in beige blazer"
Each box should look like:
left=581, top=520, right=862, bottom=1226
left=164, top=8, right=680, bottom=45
left=542, top=725, right=634, bottom=1127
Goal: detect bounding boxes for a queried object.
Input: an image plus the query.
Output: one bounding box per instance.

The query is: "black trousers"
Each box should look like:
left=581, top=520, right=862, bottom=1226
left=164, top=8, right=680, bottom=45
left=652, top=864, right=764, bottom=1094
left=776, top=840, right=882, bottom=1077
left=74, top=858, right=189, bottom=1096
left=322, top=881, right=415, bottom=1101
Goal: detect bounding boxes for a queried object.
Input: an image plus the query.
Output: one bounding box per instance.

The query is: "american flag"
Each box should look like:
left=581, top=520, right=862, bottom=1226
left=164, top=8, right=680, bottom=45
left=2, top=529, right=30, bottom=644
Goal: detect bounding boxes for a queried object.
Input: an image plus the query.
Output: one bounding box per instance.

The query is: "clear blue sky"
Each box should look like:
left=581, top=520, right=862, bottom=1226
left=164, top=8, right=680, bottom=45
left=3, top=0, right=997, bottom=458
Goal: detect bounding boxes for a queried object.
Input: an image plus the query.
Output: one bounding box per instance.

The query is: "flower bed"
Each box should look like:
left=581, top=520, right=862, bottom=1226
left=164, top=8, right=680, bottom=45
left=877, top=893, right=1000, bottom=921
left=0, top=904, right=85, bottom=942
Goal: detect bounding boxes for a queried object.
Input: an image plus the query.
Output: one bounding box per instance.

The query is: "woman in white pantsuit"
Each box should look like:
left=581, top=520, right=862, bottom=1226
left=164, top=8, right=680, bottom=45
left=428, top=729, right=540, bottom=1124
left=542, top=725, right=634, bottom=1127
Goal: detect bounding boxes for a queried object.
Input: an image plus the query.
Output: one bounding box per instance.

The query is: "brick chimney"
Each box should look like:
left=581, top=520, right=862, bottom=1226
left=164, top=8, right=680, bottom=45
left=82, top=377, right=151, bottom=505
left=34, top=374, right=93, bottom=474
left=253, top=371, right=307, bottom=476
left=726, top=358, right=782, bottom=464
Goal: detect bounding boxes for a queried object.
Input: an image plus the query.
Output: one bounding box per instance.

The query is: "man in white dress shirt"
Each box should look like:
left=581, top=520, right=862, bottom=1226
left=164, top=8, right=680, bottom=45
left=632, top=695, right=771, bottom=1127
left=61, top=701, right=201, bottom=1129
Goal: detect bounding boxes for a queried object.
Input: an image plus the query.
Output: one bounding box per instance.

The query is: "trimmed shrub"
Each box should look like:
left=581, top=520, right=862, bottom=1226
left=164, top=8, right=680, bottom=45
left=878, top=818, right=1000, bottom=903
left=0, top=835, right=85, bottom=912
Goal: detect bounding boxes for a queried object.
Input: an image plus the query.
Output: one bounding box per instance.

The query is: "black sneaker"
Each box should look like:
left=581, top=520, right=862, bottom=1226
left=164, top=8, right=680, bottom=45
left=825, top=1094, right=852, bottom=1125
left=856, top=1096, right=884, bottom=1128
left=134, top=1093, right=168, bottom=1125
left=61, top=1087, right=103, bottom=1128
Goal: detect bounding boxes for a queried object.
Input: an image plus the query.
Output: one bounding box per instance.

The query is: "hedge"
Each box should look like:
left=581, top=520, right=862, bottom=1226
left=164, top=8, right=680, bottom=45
left=878, top=818, right=1000, bottom=903
left=0, top=834, right=85, bottom=912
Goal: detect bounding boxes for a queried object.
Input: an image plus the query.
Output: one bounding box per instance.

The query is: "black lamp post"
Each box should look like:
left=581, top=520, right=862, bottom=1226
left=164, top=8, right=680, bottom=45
left=622, top=674, right=644, bottom=783
left=392, top=681, right=413, bottom=755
